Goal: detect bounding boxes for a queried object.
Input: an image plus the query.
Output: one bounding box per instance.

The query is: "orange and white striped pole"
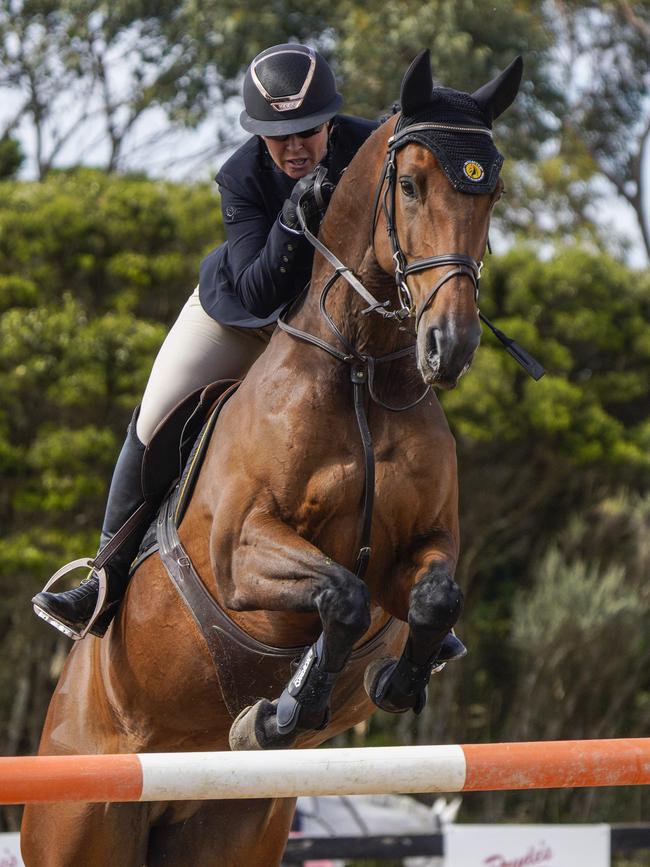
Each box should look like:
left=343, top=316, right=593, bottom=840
left=1, top=739, right=649, bottom=804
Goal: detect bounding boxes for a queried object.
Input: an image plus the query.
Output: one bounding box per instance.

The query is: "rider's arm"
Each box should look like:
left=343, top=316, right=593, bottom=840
left=218, top=180, right=315, bottom=318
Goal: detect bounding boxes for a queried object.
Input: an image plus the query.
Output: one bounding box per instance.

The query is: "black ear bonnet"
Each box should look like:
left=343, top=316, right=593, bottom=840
left=394, top=52, right=523, bottom=194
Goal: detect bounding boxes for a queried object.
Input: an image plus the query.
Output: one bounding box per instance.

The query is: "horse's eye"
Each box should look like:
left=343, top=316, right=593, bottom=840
left=399, top=177, right=417, bottom=199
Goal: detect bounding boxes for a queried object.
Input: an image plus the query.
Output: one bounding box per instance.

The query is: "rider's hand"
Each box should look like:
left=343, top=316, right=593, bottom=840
left=281, top=166, right=335, bottom=233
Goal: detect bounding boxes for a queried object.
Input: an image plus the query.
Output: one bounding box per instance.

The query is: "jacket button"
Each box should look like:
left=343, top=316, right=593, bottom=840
left=282, top=255, right=289, bottom=262
left=287, top=244, right=294, bottom=251
left=280, top=266, right=287, bottom=273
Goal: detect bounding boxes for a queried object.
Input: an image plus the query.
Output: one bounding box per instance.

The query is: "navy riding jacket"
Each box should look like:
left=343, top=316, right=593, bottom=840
left=198, top=114, right=378, bottom=328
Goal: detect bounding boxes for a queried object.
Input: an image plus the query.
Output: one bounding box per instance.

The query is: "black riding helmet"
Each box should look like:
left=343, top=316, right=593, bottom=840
left=240, top=44, right=343, bottom=137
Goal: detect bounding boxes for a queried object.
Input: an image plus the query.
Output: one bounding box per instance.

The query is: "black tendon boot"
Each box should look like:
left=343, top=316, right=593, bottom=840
left=32, top=409, right=148, bottom=640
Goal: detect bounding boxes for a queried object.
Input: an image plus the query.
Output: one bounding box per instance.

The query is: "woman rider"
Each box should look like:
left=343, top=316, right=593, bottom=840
left=32, top=43, right=378, bottom=639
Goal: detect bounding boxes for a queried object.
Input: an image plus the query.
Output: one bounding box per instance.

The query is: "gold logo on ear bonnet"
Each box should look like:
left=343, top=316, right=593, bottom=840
left=463, top=160, right=484, bottom=181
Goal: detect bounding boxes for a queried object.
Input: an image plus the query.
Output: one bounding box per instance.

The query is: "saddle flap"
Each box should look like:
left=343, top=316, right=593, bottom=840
left=142, top=379, right=238, bottom=502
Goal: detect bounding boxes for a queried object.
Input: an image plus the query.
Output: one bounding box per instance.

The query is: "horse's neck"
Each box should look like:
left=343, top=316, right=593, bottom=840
left=288, top=125, right=409, bottom=358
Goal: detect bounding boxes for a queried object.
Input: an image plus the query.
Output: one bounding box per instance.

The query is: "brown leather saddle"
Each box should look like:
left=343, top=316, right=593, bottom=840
left=142, top=378, right=239, bottom=505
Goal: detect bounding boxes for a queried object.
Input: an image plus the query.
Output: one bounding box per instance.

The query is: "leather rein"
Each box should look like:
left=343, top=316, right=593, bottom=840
left=277, top=121, right=485, bottom=580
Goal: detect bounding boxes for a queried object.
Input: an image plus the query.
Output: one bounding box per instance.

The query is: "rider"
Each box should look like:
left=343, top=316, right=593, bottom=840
left=32, top=43, right=378, bottom=640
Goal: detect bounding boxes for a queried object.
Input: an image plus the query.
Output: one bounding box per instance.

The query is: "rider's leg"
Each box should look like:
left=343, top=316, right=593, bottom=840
left=135, top=287, right=272, bottom=445
left=33, top=287, right=272, bottom=639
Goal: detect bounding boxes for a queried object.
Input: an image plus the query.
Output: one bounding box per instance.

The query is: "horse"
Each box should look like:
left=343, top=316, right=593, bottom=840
left=21, top=50, right=522, bottom=867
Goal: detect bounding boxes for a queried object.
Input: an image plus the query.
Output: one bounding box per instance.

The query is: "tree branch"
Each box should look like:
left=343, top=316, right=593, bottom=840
left=618, top=0, right=650, bottom=39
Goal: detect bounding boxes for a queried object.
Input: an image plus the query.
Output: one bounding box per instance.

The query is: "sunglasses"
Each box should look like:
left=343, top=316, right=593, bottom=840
left=266, top=124, right=325, bottom=143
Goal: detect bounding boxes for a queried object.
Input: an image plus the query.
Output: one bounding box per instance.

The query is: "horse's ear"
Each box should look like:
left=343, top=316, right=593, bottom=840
left=471, top=56, right=523, bottom=122
left=400, top=49, right=434, bottom=116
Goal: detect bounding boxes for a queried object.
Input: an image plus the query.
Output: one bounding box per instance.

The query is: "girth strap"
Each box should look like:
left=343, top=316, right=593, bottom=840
left=158, top=495, right=303, bottom=718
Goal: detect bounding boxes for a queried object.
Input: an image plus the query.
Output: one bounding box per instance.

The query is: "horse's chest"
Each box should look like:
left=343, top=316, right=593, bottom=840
left=290, top=444, right=442, bottom=534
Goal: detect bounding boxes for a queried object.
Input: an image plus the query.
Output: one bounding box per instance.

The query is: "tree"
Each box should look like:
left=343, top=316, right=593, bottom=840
left=1, top=0, right=648, bottom=260
left=548, top=0, right=650, bottom=257
left=0, top=134, right=23, bottom=178
left=0, top=0, right=337, bottom=177
left=0, top=169, right=218, bottom=830
left=0, top=0, right=224, bottom=176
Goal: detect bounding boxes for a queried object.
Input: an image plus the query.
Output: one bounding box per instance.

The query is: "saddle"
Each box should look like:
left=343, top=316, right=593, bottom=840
left=131, top=379, right=240, bottom=573
left=142, top=379, right=239, bottom=505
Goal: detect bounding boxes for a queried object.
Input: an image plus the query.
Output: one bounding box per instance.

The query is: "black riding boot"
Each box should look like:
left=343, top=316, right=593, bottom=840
left=32, top=409, right=147, bottom=639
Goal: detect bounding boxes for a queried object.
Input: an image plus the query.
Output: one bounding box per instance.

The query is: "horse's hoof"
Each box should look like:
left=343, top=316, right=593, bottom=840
left=229, top=699, right=298, bottom=751
left=363, top=657, right=428, bottom=714
left=364, top=657, right=408, bottom=714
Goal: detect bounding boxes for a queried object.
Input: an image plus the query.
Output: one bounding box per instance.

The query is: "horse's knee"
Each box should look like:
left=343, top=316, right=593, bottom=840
left=316, top=573, right=371, bottom=638
left=408, top=566, right=463, bottom=634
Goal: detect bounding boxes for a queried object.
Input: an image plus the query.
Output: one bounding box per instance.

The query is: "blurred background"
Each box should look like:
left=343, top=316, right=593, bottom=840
left=0, top=0, right=649, bottom=844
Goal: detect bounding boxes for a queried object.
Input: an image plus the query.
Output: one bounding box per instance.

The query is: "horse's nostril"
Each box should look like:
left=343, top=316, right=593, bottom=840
left=426, top=327, right=440, bottom=358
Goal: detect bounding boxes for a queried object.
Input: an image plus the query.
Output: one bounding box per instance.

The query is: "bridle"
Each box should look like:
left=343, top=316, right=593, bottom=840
left=372, top=123, right=485, bottom=327
left=285, top=120, right=487, bottom=330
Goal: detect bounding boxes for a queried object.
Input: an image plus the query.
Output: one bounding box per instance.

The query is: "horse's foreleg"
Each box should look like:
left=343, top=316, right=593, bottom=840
left=222, top=515, right=370, bottom=749
left=21, top=802, right=151, bottom=867
left=365, top=536, right=464, bottom=714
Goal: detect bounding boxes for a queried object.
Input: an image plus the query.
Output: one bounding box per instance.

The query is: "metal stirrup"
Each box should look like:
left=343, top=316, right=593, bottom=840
left=33, top=558, right=108, bottom=641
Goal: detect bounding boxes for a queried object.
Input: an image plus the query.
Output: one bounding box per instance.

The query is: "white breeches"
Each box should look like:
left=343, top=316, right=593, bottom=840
left=136, top=286, right=272, bottom=445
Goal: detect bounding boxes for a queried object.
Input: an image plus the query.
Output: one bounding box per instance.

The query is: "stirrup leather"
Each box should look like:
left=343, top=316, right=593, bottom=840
left=32, top=557, right=108, bottom=641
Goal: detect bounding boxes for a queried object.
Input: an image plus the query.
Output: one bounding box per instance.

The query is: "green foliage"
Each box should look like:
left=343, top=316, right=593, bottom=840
left=444, top=247, right=650, bottom=479
left=0, top=170, right=219, bottom=802
left=0, top=136, right=24, bottom=179
left=0, top=168, right=218, bottom=320
left=397, top=247, right=650, bottom=822
left=0, top=168, right=217, bottom=551
left=334, top=0, right=558, bottom=156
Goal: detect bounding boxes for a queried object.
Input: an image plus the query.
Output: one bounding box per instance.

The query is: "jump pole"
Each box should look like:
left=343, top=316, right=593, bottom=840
left=2, top=739, right=649, bottom=805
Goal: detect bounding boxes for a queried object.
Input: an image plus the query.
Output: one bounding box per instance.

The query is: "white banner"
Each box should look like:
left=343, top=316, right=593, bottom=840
left=0, top=833, right=22, bottom=867
left=0, top=825, right=611, bottom=866
left=445, top=824, right=610, bottom=867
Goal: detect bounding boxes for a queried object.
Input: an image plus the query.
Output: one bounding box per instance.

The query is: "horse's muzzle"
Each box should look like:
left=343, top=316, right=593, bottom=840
left=416, top=318, right=481, bottom=389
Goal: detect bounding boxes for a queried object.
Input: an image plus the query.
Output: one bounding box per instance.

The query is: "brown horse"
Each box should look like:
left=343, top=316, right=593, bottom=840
left=21, top=51, right=522, bottom=866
